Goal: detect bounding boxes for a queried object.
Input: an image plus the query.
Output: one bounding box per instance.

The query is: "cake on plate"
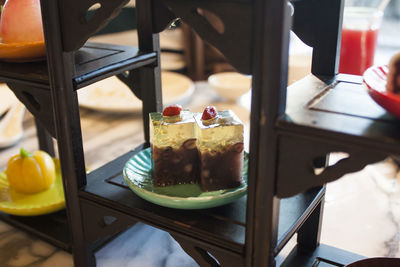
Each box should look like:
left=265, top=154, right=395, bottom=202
left=149, top=104, right=199, bottom=186
left=150, top=105, right=244, bottom=191
left=195, top=106, right=244, bottom=191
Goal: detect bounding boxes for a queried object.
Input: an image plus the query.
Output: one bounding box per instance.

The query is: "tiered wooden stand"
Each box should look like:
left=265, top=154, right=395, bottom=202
left=0, top=0, right=394, bottom=266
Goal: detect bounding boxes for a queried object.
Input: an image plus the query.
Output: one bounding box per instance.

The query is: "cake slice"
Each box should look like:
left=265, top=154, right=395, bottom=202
left=149, top=105, right=199, bottom=186
left=195, top=106, right=244, bottom=191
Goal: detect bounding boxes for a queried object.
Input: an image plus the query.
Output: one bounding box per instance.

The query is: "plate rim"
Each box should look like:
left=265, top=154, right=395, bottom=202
left=78, top=71, right=195, bottom=113
left=0, top=40, right=46, bottom=62
left=123, top=147, right=248, bottom=209
left=363, top=64, right=400, bottom=118
left=0, top=167, right=65, bottom=216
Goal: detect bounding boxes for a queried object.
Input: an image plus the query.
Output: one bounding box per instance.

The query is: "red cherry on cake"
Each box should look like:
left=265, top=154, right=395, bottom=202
left=201, top=106, right=218, bottom=120
left=163, top=104, right=182, bottom=116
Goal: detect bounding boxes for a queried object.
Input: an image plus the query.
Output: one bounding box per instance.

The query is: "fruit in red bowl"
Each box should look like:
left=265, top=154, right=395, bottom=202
left=363, top=65, right=400, bottom=118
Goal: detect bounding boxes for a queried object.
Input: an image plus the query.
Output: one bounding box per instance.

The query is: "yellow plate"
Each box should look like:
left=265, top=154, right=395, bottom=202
left=0, top=41, right=46, bottom=62
left=0, top=161, right=65, bottom=216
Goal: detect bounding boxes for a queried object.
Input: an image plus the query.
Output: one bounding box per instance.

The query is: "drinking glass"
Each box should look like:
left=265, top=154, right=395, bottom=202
left=339, top=3, right=384, bottom=75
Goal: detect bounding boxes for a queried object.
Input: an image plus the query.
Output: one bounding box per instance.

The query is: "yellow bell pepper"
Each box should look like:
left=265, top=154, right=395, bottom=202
left=6, top=148, right=56, bottom=194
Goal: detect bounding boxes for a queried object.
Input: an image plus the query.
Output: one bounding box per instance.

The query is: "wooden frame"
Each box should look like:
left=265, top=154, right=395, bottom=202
left=0, top=0, right=393, bottom=266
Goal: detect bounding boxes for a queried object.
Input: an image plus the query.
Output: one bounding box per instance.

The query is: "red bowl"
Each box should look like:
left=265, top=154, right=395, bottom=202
left=363, top=65, right=400, bottom=118
left=345, top=257, right=400, bottom=267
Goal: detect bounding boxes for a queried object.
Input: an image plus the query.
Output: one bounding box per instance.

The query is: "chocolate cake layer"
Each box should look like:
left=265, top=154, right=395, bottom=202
left=200, top=142, right=244, bottom=191
left=152, top=139, right=199, bottom=186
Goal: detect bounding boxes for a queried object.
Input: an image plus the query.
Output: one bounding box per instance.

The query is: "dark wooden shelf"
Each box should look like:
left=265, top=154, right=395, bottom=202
left=0, top=42, right=156, bottom=89
left=80, top=144, right=325, bottom=256
left=278, top=244, right=365, bottom=267
left=276, top=186, right=324, bottom=255
left=0, top=0, right=371, bottom=264
left=278, top=74, right=400, bottom=155
left=0, top=210, right=70, bottom=251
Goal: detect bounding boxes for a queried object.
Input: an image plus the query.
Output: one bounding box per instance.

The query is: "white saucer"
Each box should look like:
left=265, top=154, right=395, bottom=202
left=78, top=71, right=194, bottom=113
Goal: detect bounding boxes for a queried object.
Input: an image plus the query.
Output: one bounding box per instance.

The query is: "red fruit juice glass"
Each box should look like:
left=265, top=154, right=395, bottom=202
left=339, top=7, right=383, bottom=75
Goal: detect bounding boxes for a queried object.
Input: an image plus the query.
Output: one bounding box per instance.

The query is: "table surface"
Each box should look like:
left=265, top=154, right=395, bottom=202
left=1, top=17, right=400, bottom=266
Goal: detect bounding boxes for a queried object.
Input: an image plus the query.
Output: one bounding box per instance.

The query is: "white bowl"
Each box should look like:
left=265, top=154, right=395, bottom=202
left=208, top=72, right=252, bottom=102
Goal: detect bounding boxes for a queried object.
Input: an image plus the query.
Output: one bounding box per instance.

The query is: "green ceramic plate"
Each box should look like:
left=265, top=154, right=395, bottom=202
left=123, top=147, right=248, bottom=209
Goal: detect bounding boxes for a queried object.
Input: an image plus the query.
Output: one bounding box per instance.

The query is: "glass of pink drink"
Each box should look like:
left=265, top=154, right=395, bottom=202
left=339, top=7, right=383, bottom=75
